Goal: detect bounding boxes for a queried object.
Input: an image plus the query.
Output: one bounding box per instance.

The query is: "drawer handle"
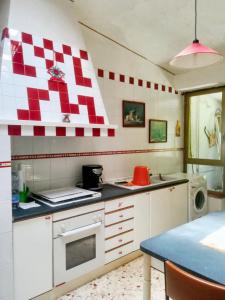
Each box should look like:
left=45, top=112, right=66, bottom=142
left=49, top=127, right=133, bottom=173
left=119, top=239, right=123, bottom=242
left=119, top=214, right=124, bottom=218
left=118, top=227, right=123, bottom=230
left=118, top=202, right=123, bottom=207
left=118, top=251, right=123, bottom=255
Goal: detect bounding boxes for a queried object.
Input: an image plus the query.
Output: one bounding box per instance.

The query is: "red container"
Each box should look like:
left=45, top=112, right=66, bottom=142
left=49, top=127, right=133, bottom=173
left=132, top=166, right=150, bottom=186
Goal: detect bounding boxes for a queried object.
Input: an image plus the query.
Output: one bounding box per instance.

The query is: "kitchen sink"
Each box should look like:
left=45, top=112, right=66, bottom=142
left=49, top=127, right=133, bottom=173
left=110, top=174, right=178, bottom=190
left=151, top=174, right=178, bottom=184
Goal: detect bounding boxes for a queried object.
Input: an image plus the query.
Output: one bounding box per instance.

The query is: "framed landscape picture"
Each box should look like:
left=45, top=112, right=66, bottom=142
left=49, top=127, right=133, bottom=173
left=122, top=100, right=145, bottom=127
left=149, top=119, right=167, bottom=143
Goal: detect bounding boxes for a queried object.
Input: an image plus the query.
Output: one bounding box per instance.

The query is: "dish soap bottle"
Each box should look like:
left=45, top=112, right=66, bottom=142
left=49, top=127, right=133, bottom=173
left=12, top=169, right=20, bottom=209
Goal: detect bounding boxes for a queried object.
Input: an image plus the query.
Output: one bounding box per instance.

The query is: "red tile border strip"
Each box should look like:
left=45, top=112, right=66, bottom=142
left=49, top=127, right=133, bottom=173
left=109, top=71, right=115, bottom=80
left=0, top=161, right=11, bottom=168
left=97, top=68, right=179, bottom=95
left=11, top=147, right=183, bottom=161
left=98, top=69, right=104, bottom=77
left=8, top=125, right=21, bottom=136
left=4, top=125, right=115, bottom=137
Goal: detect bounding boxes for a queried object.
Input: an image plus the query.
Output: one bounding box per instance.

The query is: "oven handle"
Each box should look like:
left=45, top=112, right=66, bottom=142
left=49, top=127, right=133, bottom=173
left=58, top=221, right=102, bottom=238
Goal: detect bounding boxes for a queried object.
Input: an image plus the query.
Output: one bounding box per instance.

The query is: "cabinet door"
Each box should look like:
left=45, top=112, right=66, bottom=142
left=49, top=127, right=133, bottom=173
left=150, top=188, right=171, bottom=237
left=133, top=192, right=149, bottom=250
left=150, top=184, right=188, bottom=238
left=170, top=183, right=188, bottom=228
left=13, top=215, right=52, bottom=300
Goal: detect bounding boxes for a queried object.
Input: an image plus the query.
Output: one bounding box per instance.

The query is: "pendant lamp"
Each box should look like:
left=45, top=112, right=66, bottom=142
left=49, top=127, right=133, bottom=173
left=169, top=0, right=223, bottom=69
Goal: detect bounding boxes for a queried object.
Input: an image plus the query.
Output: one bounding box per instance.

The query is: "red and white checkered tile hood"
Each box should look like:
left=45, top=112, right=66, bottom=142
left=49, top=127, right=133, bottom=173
left=0, top=28, right=116, bottom=137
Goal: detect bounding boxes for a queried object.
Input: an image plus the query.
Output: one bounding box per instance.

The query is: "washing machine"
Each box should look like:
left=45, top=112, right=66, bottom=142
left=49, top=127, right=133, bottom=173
left=188, top=175, right=208, bottom=220
left=171, top=173, right=208, bottom=221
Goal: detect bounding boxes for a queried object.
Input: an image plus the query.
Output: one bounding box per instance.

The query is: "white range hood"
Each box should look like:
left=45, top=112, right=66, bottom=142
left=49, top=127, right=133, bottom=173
left=0, top=0, right=117, bottom=137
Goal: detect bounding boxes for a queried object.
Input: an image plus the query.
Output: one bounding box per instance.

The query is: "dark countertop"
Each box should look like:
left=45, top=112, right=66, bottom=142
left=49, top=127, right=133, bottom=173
left=13, top=179, right=188, bottom=222
left=140, top=212, right=225, bottom=285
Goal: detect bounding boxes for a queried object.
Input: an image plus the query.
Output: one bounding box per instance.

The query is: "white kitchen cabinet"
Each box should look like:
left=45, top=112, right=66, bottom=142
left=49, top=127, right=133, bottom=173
left=13, top=215, right=53, bottom=300
left=170, top=184, right=188, bottom=228
left=150, top=187, right=172, bottom=237
left=104, top=192, right=150, bottom=263
left=105, top=241, right=134, bottom=264
left=104, top=196, right=135, bottom=263
left=105, top=206, right=134, bottom=226
left=133, top=192, right=149, bottom=250
left=150, top=183, right=188, bottom=238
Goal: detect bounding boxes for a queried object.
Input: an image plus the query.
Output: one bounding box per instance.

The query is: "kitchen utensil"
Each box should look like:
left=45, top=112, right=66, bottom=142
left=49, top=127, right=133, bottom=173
left=132, top=166, right=150, bottom=186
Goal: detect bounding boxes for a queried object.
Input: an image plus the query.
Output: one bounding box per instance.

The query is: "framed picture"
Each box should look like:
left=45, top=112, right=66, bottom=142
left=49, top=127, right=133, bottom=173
left=122, top=100, right=145, bottom=127
left=149, top=119, right=167, bottom=143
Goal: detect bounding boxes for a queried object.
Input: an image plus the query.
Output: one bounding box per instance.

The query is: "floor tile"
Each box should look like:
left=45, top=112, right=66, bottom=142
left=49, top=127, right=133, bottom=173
left=58, top=256, right=165, bottom=300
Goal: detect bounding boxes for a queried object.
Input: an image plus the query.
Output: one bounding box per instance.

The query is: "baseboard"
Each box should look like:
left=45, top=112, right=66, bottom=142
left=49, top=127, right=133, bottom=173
left=33, top=250, right=142, bottom=300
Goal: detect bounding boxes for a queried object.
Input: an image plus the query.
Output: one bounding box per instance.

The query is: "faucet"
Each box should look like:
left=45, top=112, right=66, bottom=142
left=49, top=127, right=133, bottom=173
left=159, top=173, right=164, bottom=181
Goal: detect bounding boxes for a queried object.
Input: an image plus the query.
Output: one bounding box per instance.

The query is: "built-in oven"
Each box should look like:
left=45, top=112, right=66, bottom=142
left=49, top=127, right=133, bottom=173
left=53, top=208, right=104, bottom=286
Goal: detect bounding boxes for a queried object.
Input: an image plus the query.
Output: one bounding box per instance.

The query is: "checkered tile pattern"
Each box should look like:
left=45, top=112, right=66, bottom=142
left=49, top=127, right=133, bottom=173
left=0, top=27, right=111, bottom=136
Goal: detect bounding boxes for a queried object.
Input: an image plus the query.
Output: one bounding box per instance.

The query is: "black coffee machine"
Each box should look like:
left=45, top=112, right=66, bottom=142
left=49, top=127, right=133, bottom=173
left=82, top=164, right=103, bottom=191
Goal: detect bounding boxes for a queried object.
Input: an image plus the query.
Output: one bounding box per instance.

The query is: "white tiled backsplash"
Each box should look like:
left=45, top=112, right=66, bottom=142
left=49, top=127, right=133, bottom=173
left=12, top=136, right=183, bottom=192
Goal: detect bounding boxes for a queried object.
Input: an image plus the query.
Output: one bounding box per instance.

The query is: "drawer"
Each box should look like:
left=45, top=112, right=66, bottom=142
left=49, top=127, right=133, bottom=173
left=105, top=218, right=134, bottom=238
left=105, top=196, right=134, bottom=213
left=105, top=241, right=134, bottom=264
left=105, top=207, right=134, bottom=226
left=105, top=230, right=134, bottom=252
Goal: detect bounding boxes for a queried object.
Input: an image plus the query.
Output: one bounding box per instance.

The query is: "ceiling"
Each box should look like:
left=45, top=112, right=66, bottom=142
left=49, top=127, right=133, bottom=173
left=73, top=0, right=225, bottom=75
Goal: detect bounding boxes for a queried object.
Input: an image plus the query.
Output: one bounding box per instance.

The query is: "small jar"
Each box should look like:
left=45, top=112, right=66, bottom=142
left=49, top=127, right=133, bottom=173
left=12, top=191, right=19, bottom=209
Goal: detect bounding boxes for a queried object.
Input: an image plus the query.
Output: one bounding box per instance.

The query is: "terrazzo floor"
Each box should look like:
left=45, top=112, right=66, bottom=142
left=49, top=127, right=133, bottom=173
left=59, top=256, right=165, bottom=300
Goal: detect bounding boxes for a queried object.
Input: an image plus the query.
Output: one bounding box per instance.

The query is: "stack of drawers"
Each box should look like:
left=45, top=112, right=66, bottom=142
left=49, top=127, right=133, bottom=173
left=104, top=196, right=135, bottom=263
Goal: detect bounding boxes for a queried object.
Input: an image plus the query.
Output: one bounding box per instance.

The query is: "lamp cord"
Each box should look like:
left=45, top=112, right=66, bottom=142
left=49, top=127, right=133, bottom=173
left=194, top=0, right=199, bottom=42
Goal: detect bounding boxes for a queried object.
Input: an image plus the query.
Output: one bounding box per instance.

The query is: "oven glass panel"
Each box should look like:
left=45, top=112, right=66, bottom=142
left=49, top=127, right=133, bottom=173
left=66, top=234, right=96, bottom=270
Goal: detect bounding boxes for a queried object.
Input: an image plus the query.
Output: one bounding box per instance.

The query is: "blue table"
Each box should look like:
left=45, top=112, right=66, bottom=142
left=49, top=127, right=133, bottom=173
left=140, top=212, right=225, bottom=299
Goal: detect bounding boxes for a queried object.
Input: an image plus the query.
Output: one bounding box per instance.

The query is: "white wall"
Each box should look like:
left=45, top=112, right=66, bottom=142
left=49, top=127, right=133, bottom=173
left=81, top=24, right=174, bottom=85
left=174, top=62, right=225, bottom=91
left=11, top=22, right=184, bottom=191
left=208, top=196, right=225, bottom=212
left=8, top=0, right=85, bottom=48
left=0, top=0, right=10, bottom=32
left=0, top=4, right=13, bottom=300
left=0, top=136, right=13, bottom=300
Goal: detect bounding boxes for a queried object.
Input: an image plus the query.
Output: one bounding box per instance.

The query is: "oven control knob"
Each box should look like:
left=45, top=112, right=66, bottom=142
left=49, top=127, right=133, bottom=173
left=97, top=214, right=102, bottom=222
left=93, top=216, right=98, bottom=222
left=93, top=215, right=102, bottom=222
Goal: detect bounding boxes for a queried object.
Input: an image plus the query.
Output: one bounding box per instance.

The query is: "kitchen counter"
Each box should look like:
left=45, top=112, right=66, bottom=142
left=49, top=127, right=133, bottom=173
left=13, top=179, right=188, bottom=222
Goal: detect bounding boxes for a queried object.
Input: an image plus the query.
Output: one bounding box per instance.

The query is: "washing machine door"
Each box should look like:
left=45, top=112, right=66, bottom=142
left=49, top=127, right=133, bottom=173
left=194, top=188, right=207, bottom=213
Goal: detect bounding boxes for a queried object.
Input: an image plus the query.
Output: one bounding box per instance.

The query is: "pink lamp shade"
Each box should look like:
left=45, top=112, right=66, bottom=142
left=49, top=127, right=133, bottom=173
left=170, top=40, right=223, bottom=69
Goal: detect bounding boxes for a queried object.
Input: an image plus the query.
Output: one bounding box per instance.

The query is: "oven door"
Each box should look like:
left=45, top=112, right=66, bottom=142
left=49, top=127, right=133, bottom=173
left=54, top=217, right=104, bottom=286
